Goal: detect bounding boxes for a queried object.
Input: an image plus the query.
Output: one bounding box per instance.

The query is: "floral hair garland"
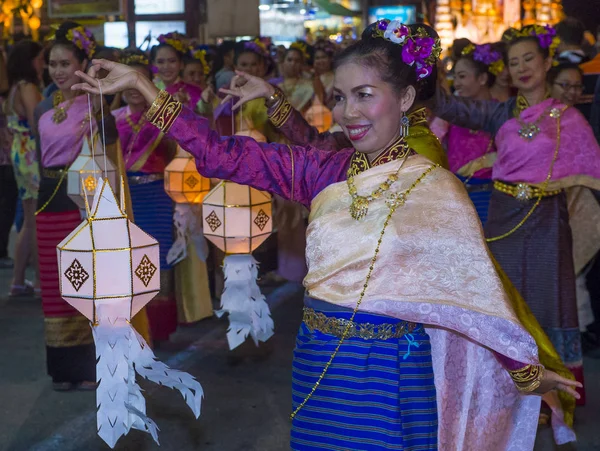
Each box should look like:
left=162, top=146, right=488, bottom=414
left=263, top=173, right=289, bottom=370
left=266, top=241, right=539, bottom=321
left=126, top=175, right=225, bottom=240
left=157, top=32, right=187, bottom=54
left=47, top=25, right=95, bottom=59
left=461, top=43, right=505, bottom=76
left=244, top=39, right=269, bottom=58
left=373, top=19, right=442, bottom=80
left=121, top=54, right=149, bottom=66
left=290, top=41, right=310, bottom=61
left=189, top=46, right=211, bottom=75
left=505, top=24, right=560, bottom=60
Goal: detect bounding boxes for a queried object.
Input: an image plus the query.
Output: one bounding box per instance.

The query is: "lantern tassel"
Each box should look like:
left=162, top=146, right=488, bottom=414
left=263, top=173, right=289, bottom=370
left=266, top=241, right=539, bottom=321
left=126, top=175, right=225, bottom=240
left=167, top=204, right=209, bottom=266
left=216, top=254, right=274, bottom=350
left=93, top=318, right=202, bottom=448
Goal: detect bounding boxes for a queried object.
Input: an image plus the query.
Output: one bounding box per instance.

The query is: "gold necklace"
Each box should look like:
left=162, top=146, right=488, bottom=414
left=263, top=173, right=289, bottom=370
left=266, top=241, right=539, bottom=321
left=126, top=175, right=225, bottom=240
left=125, top=113, right=146, bottom=134
left=346, top=139, right=411, bottom=220
left=291, top=164, right=438, bottom=420
left=513, top=92, right=550, bottom=140
left=52, top=91, right=75, bottom=124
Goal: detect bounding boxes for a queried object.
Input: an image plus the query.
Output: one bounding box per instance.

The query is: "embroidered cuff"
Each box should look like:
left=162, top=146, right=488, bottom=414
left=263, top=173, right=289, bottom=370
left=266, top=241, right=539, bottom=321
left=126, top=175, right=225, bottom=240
left=268, top=94, right=293, bottom=128
left=146, top=90, right=183, bottom=134
left=508, top=364, right=544, bottom=392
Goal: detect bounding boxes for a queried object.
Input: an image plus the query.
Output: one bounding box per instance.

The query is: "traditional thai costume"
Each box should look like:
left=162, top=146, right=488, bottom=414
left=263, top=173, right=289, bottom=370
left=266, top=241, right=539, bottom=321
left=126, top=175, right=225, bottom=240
left=144, top=91, right=569, bottom=450
left=432, top=118, right=495, bottom=223
left=33, top=94, right=150, bottom=384
left=435, top=92, right=600, bottom=405
left=155, top=78, right=203, bottom=113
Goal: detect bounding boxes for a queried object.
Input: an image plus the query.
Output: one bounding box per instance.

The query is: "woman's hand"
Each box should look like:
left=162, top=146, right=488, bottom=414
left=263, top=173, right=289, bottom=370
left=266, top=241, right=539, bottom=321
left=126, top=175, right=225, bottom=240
left=201, top=85, right=216, bottom=104
left=73, top=59, right=140, bottom=94
left=533, top=369, right=582, bottom=399
left=219, top=70, right=276, bottom=110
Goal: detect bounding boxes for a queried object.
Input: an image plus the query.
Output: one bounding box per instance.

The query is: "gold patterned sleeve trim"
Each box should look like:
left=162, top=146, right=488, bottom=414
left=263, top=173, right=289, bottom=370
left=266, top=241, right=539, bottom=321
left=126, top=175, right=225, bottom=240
left=508, top=364, right=545, bottom=392
left=145, top=90, right=183, bottom=134
left=268, top=95, right=293, bottom=128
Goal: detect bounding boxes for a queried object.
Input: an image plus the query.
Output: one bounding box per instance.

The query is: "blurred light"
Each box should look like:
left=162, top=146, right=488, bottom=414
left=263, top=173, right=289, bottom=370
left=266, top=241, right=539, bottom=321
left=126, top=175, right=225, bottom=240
left=259, top=4, right=270, bottom=10
left=300, top=8, right=306, bottom=14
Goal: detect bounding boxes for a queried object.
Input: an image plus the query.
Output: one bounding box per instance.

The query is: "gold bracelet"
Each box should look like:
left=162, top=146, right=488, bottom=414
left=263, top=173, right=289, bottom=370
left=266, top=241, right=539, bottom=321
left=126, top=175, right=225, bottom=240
left=145, top=90, right=182, bottom=134
left=268, top=94, right=293, bottom=128
left=508, top=364, right=544, bottom=392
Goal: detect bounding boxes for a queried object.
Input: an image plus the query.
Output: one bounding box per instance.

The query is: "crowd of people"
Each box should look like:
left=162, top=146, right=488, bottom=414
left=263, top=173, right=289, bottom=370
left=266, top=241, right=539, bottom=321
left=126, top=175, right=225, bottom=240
left=0, top=14, right=599, bottom=450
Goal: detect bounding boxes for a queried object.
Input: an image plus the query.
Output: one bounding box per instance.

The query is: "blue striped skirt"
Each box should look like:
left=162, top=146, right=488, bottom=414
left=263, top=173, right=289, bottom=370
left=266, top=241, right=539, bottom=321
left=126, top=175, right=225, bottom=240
left=457, top=175, right=493, bottom=224
left=291, top=299, right=438, bottom=450
left=128, top=173, right=174, bottom=270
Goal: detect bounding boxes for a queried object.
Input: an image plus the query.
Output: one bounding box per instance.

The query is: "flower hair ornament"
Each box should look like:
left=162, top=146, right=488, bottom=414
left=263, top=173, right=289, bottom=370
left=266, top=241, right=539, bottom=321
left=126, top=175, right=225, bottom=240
left=244, top=39, right=269, bottom=58
left=461, top=43, right=505, bottom=76
left=505, top=24, right=561, bottom=61
left=290, top=41, right=310, bottom=61
left=121, top=54, right=149, bottom=66
left=189, top=46, right=211, bottom=75
left=373, top=20, right=442, bottom=79
left=157, top=32, right=188, bottom=54
left=47, top=25, right=96, bottom=59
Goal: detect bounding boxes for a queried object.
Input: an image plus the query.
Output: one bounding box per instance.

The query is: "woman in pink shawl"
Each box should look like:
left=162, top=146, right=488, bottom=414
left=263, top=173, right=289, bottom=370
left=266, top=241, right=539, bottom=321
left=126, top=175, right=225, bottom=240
left=75, top=21, right=580, bottom=451
left=434, top=25, right=600, bottom=409
left=432, top=43, right=503, bottom=223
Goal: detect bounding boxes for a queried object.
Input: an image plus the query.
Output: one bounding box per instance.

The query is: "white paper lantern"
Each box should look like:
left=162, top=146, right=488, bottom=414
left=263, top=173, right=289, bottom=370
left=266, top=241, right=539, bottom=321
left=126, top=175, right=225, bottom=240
left=235, top=118, right=267, bottom=143
left=67, top=137, right=117, bottom=210
left=58, top=179, right=160, bottom=322
left=202, top=181, right=274, bottom=350
left=57, top=178, right=202, bottom=449
left=202, top=181, right=272, bottom=254
left=304, top=103, right=333, bottom=133
left=164, top=145, right=211, bottom=204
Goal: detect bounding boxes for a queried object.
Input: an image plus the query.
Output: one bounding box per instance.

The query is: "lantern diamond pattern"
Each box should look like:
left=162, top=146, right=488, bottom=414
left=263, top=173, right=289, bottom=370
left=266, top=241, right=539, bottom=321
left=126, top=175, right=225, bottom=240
left=254, top=209, right=270, bottom=231
left=205, top=211, right=222, bottom=232
left=64, top=258, right=89, bottom=292
left=135, top=255, right=157, bottom=287
left=185, top=174, right=199, bottom=189
left=202, top=181, right=273, bottom=254
left=164, top=146, right=210, bottom=204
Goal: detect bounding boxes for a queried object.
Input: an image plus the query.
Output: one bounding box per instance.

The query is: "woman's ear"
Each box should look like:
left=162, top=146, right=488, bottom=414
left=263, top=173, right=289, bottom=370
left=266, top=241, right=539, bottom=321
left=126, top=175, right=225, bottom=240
left=478, top=72, right=489, bottom=87
left=400, top=85, right=417, bottom=112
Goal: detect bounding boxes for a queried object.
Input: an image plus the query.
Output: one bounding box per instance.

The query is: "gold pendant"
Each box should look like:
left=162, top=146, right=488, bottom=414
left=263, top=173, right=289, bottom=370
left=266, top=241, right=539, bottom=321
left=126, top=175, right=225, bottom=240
left=350, top=196, right=369, bottom=220
left=52, top=108, right=67, bottom=124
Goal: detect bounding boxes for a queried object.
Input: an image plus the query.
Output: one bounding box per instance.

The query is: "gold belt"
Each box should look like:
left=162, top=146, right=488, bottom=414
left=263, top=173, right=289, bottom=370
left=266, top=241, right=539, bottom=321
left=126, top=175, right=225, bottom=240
left=494, top=180, right=562, bottom=201
left=128, top=173, right=164, bottom=185
left=302, top=307, right=421, bottom=341
left=43, top=168, right=66, bottom=179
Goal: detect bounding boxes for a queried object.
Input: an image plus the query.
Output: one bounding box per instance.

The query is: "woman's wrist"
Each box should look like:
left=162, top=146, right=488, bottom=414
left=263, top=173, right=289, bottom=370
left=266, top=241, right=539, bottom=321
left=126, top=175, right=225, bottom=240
left=136, top=74, right=160, bottom=105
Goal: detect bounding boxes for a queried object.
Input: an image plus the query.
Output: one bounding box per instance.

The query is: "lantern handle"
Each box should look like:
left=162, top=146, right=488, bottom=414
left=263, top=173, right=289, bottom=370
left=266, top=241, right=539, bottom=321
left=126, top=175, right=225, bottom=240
left=98, top=80, right=109, bottom=179
left=86, top=92, right=97, bottom=185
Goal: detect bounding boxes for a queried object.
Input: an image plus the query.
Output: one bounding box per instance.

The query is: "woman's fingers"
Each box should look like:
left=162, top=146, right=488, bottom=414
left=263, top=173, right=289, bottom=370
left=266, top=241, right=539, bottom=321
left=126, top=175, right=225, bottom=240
left=90, top=59, right=116, bottom=71
left=557, top=384, right=581, bottom=399
left=71, top=83, right=100, bottom=94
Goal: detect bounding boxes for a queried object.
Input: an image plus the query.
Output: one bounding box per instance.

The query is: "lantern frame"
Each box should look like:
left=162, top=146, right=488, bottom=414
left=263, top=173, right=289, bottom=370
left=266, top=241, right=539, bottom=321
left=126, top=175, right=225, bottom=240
left=202, top=181, right=272, bottom=255
left=164, top=145, right=211, bottom=204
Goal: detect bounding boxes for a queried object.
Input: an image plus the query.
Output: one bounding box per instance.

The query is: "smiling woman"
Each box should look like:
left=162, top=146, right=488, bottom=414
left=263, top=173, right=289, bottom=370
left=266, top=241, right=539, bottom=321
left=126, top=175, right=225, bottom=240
left=72, top=19, right=582, bottom=450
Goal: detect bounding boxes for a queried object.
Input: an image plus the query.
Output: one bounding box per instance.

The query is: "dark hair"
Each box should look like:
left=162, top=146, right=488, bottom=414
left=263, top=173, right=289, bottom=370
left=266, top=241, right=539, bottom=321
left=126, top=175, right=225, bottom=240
left=212, top=40, right=236, bottom=73
left=504, top=27, right=550, bottom=60
left=547, top=61, right=583, bottom=85
left=286, top=41, right=313, bottom=66
left=7, top=40, right=43, bottom=87
left=122, top=50, right=152, bottom=79
left=451, top=38, right=472, bottom=62
left=234, top=41, right=265, bottom=65
left=51, top=21, right=91, bottom=63
left=150, top=43, right=183, bottom=63
left=333, top=23, right=439, bottom=102
left=456, top=55, right=496, bottom=87
left=555, top=17, right=585, bottom=47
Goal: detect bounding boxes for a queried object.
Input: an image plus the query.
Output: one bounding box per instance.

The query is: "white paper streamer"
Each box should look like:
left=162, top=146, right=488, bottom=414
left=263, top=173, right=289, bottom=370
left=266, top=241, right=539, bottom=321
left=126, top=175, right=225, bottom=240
left=167, top=204, right=209, bottom=266
left=94, top=317, right=203, bottom=448
left=215, top=254, right=274, bottom=350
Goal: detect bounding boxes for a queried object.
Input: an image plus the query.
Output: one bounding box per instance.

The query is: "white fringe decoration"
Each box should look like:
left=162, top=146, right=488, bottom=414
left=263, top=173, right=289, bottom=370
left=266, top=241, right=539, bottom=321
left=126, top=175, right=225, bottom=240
left=93, top=317, right=203, bottom=448
left=167, top=203, right=209, bottom=266
left=215, top=254, right=274, bottom=350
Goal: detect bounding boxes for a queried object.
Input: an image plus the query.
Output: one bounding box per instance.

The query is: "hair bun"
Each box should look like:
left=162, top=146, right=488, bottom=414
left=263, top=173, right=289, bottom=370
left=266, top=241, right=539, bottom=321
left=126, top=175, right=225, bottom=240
left=361, top=21, right=382, bottom=40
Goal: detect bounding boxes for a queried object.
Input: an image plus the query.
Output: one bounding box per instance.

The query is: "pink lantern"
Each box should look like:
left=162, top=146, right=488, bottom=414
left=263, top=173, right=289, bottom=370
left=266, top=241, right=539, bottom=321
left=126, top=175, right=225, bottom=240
left=202, top=181, right=274, bottom=349
left=304, top=102, right=333, bottom=133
